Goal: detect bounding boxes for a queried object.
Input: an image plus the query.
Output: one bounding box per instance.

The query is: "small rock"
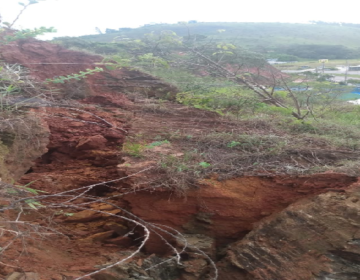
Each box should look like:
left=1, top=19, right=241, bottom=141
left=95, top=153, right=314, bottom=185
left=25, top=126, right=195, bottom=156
left=101, top=209, right=121, bottom=218
left=65, top=210, right=102, bottom=223
left=103, top=222, right=128, bottom=235
left=90, top=203, right=115, bottom=211
left=176, top=234, right=215, bottom=258
left=76, top=135, right=107, bottom=150
left=73, top=230, right=89, bottom=237
left=81, top=230, right=114, bottom=243
left=183, top=259, right=208, bottom=276
left=136, top=259, right=143, bottom=266
left=103, top=130, right=123, bottom=140
left=5, top=272, right=39, bottom=280
left=68, top=265, right=94, bottom=272
left=91, top=272, right=120, bottom=280
left=105, top=236, right=132, bottom=247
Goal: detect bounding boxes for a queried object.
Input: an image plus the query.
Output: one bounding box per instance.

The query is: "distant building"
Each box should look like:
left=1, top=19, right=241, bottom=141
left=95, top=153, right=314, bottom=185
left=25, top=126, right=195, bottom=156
left=267, top=59, right=289, bottom=65
left=349, top=66, right=360, bottom=71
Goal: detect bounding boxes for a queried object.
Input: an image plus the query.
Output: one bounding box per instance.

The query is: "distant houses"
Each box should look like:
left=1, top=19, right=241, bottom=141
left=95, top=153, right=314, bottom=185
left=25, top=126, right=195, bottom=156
left=267, top=59, right=293, bottom=65
left=349, top=65, right=360, bottom=71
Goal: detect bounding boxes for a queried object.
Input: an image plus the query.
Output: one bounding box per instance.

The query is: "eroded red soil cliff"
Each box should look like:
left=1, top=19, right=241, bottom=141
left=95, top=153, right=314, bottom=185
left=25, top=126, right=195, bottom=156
left=0, top=38, right=359, bottom=280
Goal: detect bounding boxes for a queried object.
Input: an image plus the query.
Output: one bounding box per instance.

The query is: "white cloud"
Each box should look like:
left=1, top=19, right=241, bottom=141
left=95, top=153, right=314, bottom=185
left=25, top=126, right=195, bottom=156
left=1, top=0, right=360, bottom=38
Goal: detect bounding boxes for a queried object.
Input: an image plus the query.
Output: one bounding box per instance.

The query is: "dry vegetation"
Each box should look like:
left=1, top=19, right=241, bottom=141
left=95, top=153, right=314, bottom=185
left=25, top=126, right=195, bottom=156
left=121, top=95, right=360, bottom=196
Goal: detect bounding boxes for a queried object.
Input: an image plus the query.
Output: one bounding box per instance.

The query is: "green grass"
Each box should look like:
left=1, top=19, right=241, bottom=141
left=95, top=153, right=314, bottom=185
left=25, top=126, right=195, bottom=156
left=122, top=141, right=146, bottom=158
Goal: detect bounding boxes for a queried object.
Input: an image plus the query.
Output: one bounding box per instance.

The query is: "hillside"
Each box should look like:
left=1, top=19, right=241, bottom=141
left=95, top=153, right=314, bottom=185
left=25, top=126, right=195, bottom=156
left=3, top=9, right=360, bottom=278
left=1, top=37, right=360, bottom=280
left=73, top=22, right=360, bottom=59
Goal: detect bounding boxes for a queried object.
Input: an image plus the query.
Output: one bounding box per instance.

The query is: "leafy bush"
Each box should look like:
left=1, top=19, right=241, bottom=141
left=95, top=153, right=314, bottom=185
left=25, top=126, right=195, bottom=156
left=176, top=87, right=262, bottom=115
left=288, top=120, right=316, bottom=133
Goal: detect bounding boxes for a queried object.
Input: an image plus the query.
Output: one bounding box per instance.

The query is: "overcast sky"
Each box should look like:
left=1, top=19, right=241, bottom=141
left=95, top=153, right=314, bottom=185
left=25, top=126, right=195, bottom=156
left=1, top=0, right=360, bottom=38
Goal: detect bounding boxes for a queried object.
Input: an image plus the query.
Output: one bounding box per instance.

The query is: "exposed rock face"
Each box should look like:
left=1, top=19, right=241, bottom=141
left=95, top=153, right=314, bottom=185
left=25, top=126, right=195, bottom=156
left=91, top=254, right=181, bottom=280
left=123, top=174, right=357, bottom=254
left=222, top=182, right=360, bottom=280
left=21, top=106, right=128, bottom=193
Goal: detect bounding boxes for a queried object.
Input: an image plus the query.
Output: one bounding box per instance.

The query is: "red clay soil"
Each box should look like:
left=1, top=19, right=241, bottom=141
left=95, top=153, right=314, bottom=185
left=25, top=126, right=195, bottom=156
left=0, top=38, right=358, bottom=279
left=0, top=100, right=132, bottom=278
left=123, top=173, right=357, bottom=254
left=0, top=38, right=177, bottom=101
left=0, top=39, right=146, bottom=279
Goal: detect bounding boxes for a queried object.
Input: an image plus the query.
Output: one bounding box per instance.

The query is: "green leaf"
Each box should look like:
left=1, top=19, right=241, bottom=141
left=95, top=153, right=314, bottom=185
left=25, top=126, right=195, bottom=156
left=24, top=187, right=38, bottom=194
left=27, top=202, right=38, bottom=210
left=227, top=141, right=241, bottom=148
left=25, top=199, right=44, bottom=210
left=6, top=189, right=18, bottom=195
left=199, top=162, right=211, bottom=168
left=16, top=180, right=47, bottom=194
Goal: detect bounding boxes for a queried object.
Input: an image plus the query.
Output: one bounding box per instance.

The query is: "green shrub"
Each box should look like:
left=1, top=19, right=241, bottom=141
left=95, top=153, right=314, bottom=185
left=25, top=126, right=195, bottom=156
left=288, top=120, right=316, bottom=133
left=122, top=142, right=146, bottom=157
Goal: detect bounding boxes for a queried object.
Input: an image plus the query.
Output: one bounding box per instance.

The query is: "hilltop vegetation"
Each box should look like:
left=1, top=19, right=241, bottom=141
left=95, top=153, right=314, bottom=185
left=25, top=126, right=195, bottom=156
left=72, top=22, right=360, bottom=60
